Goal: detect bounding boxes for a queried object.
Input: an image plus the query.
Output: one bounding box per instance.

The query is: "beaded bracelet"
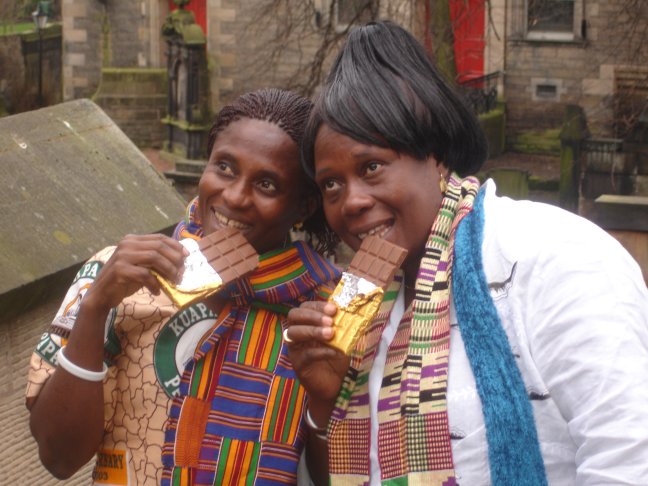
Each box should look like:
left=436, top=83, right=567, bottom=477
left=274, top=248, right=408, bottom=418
left=56, top=346, right=108, bottom=382
left=304, top=406, right=328, bottom=441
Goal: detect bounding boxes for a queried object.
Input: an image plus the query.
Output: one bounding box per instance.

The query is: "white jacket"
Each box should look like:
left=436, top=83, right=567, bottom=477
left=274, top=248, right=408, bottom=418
left=448, top=181, right=648, bottom=485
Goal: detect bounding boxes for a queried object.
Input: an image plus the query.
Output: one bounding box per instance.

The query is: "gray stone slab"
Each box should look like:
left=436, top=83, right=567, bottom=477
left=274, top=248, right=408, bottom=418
left=593, top=195, right=648, bottom=232
left=0, top=99, right=187, bottom=296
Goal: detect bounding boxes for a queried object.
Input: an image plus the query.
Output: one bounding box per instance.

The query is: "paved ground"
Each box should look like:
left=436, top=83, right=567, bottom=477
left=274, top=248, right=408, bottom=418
left=142, top=148, right=174, bottom=173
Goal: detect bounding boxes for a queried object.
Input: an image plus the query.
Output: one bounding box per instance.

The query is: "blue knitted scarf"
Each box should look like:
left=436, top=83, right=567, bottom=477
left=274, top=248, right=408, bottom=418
left=453, top=188, right=547, bottom=485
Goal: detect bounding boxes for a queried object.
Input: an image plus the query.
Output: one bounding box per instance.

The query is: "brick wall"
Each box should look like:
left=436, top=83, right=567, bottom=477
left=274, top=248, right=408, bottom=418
left=205, top=0, right=416, bottom=113
left=206, top=0, right=332, bottom=110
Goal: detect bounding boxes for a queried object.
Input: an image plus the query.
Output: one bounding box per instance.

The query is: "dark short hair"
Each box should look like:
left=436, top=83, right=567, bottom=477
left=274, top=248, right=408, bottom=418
left=207, top=88, right=338, bottom=254
left=302, top=21, right=488, bottom=177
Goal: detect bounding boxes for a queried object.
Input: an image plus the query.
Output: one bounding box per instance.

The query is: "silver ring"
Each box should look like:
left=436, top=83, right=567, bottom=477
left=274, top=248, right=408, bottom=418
left=282, top=328, right=294, bottom=344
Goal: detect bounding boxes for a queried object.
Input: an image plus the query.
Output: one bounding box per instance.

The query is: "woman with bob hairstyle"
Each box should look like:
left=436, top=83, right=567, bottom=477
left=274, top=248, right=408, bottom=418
left=285, top=21, right=648, bottom=486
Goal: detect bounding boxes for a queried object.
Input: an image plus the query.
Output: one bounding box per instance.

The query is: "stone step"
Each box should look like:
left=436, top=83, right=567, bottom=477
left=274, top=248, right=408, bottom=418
left=175, top=159, right=206, bottom=174
left=159, top=150, right=207, bottom=175
left=592, top=194, right=648, bottom=232
left=164, top=170, right=201, bottom=184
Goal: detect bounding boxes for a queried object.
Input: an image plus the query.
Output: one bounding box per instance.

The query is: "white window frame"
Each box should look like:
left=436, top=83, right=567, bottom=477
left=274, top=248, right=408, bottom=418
left=525, top=0, right=583, bottom=42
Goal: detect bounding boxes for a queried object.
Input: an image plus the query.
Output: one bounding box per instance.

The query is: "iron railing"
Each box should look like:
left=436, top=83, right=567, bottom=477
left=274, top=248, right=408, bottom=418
left=457, top=71, right=501, bottom=115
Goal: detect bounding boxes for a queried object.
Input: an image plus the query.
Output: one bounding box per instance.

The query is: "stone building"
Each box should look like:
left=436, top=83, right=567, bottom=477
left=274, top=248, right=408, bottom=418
left=62, top=0, right=417, bottom=127
left=494, top=0, right=648, bottom=142
left=58, top=0, right=645, bottom=142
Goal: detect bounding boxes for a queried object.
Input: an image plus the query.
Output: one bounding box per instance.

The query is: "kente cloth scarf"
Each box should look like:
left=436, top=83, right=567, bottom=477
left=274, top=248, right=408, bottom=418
left=327, top=175, right=546, bottom=485
left=161, top=197, right=340, bottom=486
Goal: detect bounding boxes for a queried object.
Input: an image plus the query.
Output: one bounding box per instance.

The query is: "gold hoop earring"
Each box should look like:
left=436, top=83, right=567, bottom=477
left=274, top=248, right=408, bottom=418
left=439, top=174, right=448, bottom=194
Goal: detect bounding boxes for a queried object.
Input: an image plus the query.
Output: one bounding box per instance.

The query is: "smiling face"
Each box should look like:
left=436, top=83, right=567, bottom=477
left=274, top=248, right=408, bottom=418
left=314, top=124, right=446, bottom=279
left=198, top=118, right=312, bottom=254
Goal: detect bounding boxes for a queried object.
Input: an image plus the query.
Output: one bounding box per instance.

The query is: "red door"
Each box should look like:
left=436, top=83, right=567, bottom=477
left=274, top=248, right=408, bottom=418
left=169, top=0, right=207, bottom=35
left=449, top=0, right=485, bottom=83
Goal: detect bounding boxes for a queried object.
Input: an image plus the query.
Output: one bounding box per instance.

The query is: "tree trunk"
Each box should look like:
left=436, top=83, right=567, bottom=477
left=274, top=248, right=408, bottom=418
left=427, top=0, right=457, bottom=82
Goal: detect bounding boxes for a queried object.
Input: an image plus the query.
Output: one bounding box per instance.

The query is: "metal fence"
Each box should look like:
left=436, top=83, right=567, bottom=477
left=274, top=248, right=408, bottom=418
left=457, top=71, right=501, bottom=115
left=582, top=137, right=625, bottom=173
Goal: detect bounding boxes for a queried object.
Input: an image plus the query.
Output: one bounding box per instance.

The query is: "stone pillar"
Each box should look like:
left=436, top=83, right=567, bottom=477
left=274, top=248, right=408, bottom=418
left=161, top=7, right=210, bottom=159
left=559, top=104, right=588, bottom=212
left=61, top=0, right=104, bottom=100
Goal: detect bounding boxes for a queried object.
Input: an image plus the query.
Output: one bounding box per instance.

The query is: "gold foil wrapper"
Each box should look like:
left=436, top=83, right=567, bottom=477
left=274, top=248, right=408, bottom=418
left=328, top=280, right=384, bottom=355
left=153, top=237, right=225, bottom=308
left=154, top=272, right=223, bottom=308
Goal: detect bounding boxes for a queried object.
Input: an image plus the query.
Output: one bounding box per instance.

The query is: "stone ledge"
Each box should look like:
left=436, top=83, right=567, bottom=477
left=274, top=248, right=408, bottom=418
left=592, top=194, right=648, bottom=232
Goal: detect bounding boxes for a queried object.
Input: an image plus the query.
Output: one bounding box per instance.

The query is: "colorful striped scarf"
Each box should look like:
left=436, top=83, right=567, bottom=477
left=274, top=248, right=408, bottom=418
left=161, top=198, right=340, bottom=485
left=328, top=174, right=479, bottom=485
left=327, top=176, right=546, bottom=485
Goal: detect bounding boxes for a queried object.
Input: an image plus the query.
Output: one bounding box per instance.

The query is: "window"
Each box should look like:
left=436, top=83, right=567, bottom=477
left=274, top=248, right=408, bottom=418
left=531, top=78, right=564, bottom=102
left=535, top=83, right=557, bottom=99
left=526, top=0, right=579, bottom=41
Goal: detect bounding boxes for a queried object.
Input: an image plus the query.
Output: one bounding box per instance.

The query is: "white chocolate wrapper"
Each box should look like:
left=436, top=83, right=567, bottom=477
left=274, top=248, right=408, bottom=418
left=154, top=238, right=223, bottom=308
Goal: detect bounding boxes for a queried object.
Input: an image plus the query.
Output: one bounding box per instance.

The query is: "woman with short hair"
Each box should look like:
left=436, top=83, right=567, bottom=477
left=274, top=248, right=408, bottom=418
left=286, top=21, right=648, bottom=486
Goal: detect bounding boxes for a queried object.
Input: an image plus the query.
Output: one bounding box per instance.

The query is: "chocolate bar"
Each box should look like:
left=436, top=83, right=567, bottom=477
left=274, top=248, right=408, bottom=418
left=328, top=236, right=407, bottom=354
left=156, top=227, right=259, bottom=308
left=198, top=227, right=259, bottom=282
left=347, top=236, right=408, bottom=288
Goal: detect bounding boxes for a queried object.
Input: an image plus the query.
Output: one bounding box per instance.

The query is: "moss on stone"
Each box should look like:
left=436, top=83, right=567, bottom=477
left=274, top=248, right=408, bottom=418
left=510, top=128, right=562, bottom=155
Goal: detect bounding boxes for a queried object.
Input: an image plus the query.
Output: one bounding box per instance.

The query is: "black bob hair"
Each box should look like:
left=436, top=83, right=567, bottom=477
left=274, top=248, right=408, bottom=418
left=302, top=21, right=488, bottom=178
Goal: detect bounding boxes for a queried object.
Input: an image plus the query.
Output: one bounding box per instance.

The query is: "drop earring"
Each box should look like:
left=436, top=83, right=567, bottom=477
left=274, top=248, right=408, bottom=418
left=439, top=174, right=448, bottom=194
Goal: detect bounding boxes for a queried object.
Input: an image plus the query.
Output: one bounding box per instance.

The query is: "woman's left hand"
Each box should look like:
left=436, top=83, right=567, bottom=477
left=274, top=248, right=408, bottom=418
left=285, top=301, right=349, bottom=403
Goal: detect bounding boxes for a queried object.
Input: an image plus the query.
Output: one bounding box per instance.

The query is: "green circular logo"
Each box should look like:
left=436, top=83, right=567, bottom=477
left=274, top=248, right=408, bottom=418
left=154, top=302, right=217, bottom=397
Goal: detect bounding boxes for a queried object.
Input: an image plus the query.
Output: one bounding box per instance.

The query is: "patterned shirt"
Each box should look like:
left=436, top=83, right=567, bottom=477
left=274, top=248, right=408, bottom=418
left=26, top=242, right=339, bottom=485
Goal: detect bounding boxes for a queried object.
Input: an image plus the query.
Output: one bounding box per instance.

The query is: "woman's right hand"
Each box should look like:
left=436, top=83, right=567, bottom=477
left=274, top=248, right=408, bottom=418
left=28, top=233, right=187, bottom=479
left=285, top=301, right=350, bottom=403
left=82, top=233, right=187, bottom=313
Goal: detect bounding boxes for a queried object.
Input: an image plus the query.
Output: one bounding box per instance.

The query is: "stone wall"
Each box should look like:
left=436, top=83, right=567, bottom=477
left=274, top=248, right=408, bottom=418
left=206, top=0, right=416, bottom=112
left=59, top=0, right=419, bottom=144
left=93, top=67, right=168, bottom=148
left=62, top=0, right=169, bottom=102
left=61, top=0, right=104, bottom=100
left=205, top=0, right=327, bottom=111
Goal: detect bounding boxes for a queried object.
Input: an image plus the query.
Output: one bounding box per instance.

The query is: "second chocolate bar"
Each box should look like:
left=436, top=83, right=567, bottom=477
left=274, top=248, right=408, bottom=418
left=328, top=236, right=408, bottom=354
left=347, top=236, right=409, bottom=289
